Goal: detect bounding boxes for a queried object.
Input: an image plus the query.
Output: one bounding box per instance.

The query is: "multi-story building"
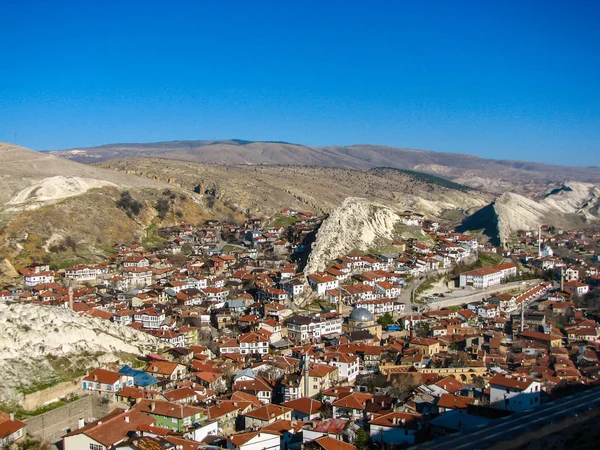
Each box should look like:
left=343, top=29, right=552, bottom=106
left=239, top=331, right=269, bottom=355
left=286, top=313, right=343, bottom=344
left=355, top=297, right=405, bottom=316
left=307, top=274, right=339, bottom=296
left=459, top=263, right=517, bottom=289
left=489, top=374, right=541, bottom=412
left=133, top=307, right=166, bottom=329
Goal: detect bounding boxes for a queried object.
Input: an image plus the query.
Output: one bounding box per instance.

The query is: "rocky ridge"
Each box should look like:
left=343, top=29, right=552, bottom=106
left=305, top=197, right=401, bottom=274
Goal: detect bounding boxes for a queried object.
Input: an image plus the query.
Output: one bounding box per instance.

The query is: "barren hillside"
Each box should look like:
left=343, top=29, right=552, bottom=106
left=96, top=158, right=491, bottom=218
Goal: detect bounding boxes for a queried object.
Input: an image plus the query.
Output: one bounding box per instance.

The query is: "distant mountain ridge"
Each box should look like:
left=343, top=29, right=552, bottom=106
left=47, top=139, right=600, bottom=192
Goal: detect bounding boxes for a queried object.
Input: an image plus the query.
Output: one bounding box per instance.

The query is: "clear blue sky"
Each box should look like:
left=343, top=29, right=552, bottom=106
left=1, top=0, right=598, bottom=165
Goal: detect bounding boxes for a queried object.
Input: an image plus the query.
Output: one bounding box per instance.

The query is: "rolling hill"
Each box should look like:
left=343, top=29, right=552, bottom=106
left=0, top=144, right=219, bottom=275
left=48, top=139, right=600, bottom=193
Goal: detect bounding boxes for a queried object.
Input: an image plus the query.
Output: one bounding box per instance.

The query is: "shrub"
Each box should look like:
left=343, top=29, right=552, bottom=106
left=156, top=199, right=170, bottom=219
left=117, top=191, right=142, bottom=216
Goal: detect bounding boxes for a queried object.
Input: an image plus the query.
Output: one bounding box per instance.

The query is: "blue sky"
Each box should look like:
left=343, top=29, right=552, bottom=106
left=0, top=0, right=598, bottom=165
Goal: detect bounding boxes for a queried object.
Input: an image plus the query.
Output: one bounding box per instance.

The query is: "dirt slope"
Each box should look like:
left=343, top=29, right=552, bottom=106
left=96, top=158, right=490, bottom=219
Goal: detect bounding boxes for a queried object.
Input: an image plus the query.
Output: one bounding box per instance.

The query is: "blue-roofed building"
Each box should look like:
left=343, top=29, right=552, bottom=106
left=119, top=365, right=160, bottom=388
left=233, top=368, right=256, bottom=381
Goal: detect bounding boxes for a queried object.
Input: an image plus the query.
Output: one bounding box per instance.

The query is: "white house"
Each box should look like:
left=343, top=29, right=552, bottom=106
left=319, top=353, right=360, bottom=382
left=133, top=307, right=166, bottom=329
left=489, top=374, right=541, bottom=412
left=307, top=274, right=339, bottom=296
left=563, top=281, right=589, bottom=296
left=369, top=411, right=422, bottom=446
left=239, top=332, right=270, bottom=355
left=477, top=304, right=499, bottom=319
left=0, top=415, right=26, bottom=447
left=226, top=430, right=281, bottom=450
left=19, top=267, right=55, bottom=287
left=286, top=313, right=343, bottom=344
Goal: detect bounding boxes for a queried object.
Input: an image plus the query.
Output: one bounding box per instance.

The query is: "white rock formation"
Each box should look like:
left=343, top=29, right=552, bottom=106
left=0, top=302, right=160, bottom=403
left=305, top=197, right=401, bottom=274
left=541, top=182, right=600, bottom=219
left=6, top=176, right=117, bottom=210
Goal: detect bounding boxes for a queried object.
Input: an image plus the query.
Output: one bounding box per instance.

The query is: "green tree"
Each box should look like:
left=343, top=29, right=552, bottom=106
left=377, top=312, right=395, bottom=328
left=354, top=428, right=370, bottom=450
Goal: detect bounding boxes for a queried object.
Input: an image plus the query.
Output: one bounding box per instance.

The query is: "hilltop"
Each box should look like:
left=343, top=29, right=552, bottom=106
left=2, top=142, right=599, bottom=276
left=49, top=139, right=600, bottom=193
left=0, top=143, right=162, bottom=208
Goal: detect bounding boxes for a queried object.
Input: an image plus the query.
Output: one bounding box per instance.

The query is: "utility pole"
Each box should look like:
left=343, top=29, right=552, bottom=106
left=520, top=299, right=525, bottom=333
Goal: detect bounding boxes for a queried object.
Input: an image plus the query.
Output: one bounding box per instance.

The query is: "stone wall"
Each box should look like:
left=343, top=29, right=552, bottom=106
left=24, top=395, right=115, bottom=445
left=20, top=378, right=83, bottom=411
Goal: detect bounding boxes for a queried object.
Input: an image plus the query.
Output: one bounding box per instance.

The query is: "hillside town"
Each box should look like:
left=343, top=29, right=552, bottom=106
left=2, top=209, right=600, bottom=450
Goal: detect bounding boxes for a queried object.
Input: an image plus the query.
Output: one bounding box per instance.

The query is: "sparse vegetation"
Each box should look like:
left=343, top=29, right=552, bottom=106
left=370, top=167, right=473, bottom=192
left=116, top=191, right=143, bottom=217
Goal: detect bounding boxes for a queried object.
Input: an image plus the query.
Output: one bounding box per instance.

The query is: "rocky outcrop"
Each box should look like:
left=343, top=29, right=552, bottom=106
left=305, top=197, right=401, bottom=274
left=0, top=302, right=161, bottom=404
left=493, top=193, right=551, bottom=245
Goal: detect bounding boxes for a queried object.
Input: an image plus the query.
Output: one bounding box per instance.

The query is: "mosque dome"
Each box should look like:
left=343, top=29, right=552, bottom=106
left=349, top=307, right=375, bottom=323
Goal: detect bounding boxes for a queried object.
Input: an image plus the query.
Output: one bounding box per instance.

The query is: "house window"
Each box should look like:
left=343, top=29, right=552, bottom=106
left=89, top=444, right=103, bottom=450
